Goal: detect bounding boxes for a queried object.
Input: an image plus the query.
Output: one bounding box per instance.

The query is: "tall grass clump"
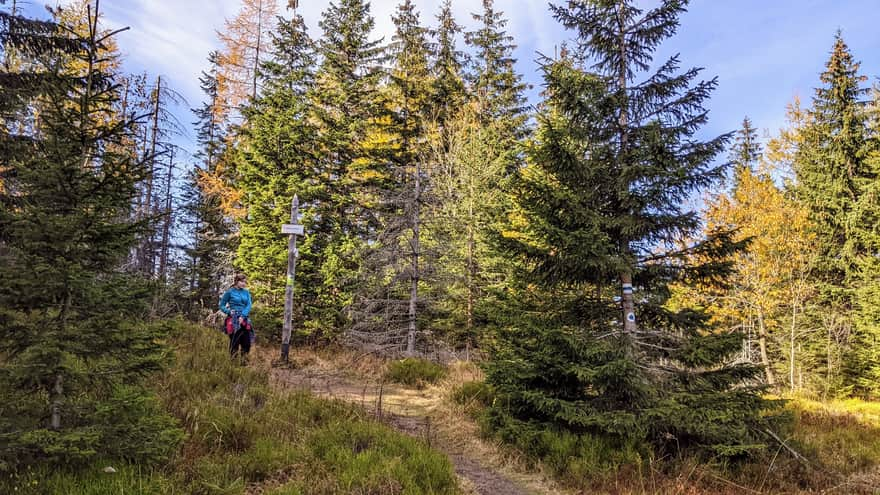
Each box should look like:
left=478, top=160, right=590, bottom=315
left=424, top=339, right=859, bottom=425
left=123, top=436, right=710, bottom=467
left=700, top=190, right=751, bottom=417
left=385, top=358, right=447, bottom=388
left=162, top=323, right=460, bottom=494
left=4, top=322, right=460, bottom=494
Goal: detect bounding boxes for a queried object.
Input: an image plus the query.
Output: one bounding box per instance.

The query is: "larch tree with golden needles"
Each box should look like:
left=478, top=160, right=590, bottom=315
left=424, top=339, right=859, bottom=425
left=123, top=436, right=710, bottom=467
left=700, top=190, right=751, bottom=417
left=700, top=118, right=816, bottom=391
left=217, top=0, right=279, bottom=113
left=348, top=0, right=435, bottom=354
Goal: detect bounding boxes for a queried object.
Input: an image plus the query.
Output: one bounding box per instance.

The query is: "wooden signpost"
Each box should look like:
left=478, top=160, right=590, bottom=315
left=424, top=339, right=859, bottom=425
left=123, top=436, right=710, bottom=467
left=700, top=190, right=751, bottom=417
left=280, top=195, right=303, bottom=363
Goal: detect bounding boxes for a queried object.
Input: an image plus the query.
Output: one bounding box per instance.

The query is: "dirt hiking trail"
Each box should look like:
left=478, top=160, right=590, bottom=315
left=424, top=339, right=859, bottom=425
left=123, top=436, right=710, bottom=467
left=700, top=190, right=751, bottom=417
left=265, top=351, right=570, bottom=495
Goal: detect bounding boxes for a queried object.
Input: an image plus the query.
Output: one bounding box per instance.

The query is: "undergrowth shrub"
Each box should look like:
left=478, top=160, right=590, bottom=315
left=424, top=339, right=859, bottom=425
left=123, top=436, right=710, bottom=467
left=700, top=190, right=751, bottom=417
left=451, top=381, right=494, bottom=417
left=483, top=409, right=644, bottom=484
left=385, top=358, right=446, bottom=388
left=452, top=381, right=494, bottom=406
left=0, top=318, right=184, bottom=482
left=164, top=323, right=460, bottom=494
left=4, top=322, right=461, bottom=494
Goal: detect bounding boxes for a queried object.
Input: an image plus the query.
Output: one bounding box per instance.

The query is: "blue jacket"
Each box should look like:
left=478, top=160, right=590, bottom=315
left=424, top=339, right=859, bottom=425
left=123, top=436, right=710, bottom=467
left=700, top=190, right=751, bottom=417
left=219, top=287, right=252, bottom=317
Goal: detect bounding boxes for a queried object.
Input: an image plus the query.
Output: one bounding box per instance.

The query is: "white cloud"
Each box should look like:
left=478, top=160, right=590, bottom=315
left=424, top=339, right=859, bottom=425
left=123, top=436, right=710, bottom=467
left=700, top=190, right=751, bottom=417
left=99, top=0, right=560, bottom=150
left=94, top=0, right=880, bottom=157
left=103, top=0, right=560, bottom=100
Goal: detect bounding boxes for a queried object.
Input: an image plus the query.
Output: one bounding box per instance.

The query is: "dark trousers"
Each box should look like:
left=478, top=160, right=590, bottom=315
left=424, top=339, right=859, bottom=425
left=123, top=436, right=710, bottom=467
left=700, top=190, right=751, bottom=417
left=229, top=326, right=251, bottom=357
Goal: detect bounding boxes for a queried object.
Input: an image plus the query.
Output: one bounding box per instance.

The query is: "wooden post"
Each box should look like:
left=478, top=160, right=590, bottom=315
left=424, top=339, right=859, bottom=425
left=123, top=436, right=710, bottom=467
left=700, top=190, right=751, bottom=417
left=280, top=195, right=303, bottom=363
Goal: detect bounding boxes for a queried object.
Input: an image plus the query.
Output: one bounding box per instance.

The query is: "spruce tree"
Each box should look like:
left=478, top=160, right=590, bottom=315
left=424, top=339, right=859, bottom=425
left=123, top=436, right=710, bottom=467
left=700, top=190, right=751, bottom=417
left=425, top=0, right=528, bottom=344
left=729, top=116, right=761, bottom=188
left=234, top=13, right=318, bottom=330
left=484, top=0, right=782, bottom=458
left=794, top=33, right=869, bottom=289
left=427, top=101, right=512, bottom=346
left=850, top=89, right=880, bottom=397
left=305, top=0, right=388, bottom=334
left=0, top=4, right=180, bottom=468
left=464, top=0, right=528, bottom=136
left=430, top=0, right=466, bottom=129
left=349, top=0, right=434, bottom=353
left=792, top=34, right=878, bottom=396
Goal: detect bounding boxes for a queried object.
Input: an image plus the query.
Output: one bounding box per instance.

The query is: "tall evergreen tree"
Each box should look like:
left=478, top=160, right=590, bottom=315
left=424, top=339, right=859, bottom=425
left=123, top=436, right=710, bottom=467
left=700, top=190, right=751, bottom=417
left=424, top=0, right=529, bottom=343
left=234, top=13, right=318, bottom=329
left=0, top=3, right=180, bottom=468
left=349, top=0, right=434, bottom=353
left=792, top=33, right=879, bottom=396
left=427, top=101, right=512, bottom=345
left=306, top=0, right=388, bottom=334
left=430, top=0, right=466, bottom=129
left=730, top=116, right=761, bottom=185
left=484, top=0, right=782, bottom=458
left=463, top=0, right=528, bottom=136
left=794, top=33, right=870, bottom=289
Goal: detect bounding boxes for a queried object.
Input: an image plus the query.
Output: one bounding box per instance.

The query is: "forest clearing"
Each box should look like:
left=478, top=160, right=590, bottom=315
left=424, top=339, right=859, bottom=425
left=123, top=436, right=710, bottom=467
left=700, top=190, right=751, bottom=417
left=2, top=0, right=880, bottom=493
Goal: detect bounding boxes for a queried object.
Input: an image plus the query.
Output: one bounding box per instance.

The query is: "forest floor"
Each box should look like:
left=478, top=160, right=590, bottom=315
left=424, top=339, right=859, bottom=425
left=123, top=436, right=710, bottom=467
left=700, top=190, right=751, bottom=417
left=250, top=344, right=880, bottom=495
left=257, top=346, right=570, bottom=495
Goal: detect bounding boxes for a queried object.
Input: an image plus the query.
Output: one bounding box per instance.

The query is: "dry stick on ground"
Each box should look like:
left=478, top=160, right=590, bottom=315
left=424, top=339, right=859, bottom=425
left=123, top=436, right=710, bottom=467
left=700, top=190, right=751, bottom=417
left=759, top=442, right=786, bottom=493
left=425, top=415, right=432, bottom=448
left=706, top=471, right=764, bottom=495
left=764, top=428, right=811, bottom=466
left=376, top=381, right=384, bottom=420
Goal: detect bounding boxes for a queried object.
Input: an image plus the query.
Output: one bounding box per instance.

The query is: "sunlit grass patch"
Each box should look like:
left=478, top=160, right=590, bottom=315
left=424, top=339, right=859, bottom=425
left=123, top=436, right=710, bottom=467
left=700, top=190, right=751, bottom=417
left=385, top=358, right=447, bottom=388
left=1, top=462, right=171, bottom=495
left=164, top=323, right=460, bottom=494
left=3, top=322, right=461, bottom=495
left=786, top=396, right=880, bottom=478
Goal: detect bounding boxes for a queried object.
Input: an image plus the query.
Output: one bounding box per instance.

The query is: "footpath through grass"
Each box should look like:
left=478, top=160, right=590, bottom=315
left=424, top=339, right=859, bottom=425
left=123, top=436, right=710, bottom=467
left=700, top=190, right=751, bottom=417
left=2, top=322, right=460, bottom=495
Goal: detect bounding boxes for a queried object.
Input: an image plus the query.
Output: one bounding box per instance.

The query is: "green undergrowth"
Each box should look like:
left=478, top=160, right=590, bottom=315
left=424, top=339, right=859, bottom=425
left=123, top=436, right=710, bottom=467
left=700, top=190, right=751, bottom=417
left=385, top=358, right=447, bottom=388
left=783, top=397, right=880, bottom=486
left=451, top=381, right=494, bottom=416
left=5, top=321, right=459, bottom=495
left=456, top=376, right=880, bottom=494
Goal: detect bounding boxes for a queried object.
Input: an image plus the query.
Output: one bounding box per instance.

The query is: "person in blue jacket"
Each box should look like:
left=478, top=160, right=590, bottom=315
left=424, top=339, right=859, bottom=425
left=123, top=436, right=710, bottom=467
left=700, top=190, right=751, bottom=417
left=219, top=273, right=253, bottom=358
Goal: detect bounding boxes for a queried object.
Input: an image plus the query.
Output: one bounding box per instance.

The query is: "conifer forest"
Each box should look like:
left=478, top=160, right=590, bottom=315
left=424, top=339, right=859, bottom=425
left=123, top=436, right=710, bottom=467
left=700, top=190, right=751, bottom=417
left=2, top=0, right=880, bottom=493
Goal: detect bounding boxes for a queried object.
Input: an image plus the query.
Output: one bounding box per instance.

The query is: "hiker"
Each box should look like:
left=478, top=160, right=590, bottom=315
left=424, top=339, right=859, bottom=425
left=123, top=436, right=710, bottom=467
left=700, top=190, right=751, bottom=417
left=219, top=273, right=253, bottom=358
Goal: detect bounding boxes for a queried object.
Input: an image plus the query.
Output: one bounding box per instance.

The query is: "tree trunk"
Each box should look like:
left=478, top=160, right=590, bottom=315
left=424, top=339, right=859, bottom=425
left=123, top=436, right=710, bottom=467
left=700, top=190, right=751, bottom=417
left=466, top=177, right=475, bottom=332
left=616, top=2, right=637, bottom=335
left=158, top=148, right=174, bottom=281
left=252, top=0, right=263, bottom=100
left=142, top=76, right=162, bottom=276
left=790, top=303, right=797, bottom=393
left=407, top=160, right=421, bottom=355
left=467, top=222, right=474, bottom=332
left=51, top=374, right=62, bottom=430
left=757, top=310, right=775, bottom=385
left=825, top=323, right=833, bottom=399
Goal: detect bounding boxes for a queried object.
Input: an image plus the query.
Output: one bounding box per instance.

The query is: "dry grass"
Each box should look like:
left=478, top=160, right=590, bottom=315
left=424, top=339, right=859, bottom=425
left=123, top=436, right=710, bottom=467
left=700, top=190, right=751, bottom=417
left=429, top=364, right=880, bottom=494
left=429, top=361, right=576, bottom=495
left=256, top=343, right=880, bottom=495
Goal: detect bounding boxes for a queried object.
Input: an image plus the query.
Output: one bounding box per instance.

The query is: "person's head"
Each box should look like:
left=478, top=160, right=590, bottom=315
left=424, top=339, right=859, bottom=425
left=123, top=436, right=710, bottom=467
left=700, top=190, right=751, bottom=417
left=233, top=273, right=247, bottom=289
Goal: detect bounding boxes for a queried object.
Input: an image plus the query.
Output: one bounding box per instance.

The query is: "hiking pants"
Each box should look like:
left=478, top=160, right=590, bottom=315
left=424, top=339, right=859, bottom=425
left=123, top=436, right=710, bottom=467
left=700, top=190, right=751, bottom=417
left=229, top=326, right=251, bottom=357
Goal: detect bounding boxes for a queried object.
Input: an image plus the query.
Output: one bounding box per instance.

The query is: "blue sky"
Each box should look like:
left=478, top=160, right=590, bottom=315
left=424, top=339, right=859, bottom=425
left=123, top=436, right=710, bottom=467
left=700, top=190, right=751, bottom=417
left=17, top=0, right=880, bottom=161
